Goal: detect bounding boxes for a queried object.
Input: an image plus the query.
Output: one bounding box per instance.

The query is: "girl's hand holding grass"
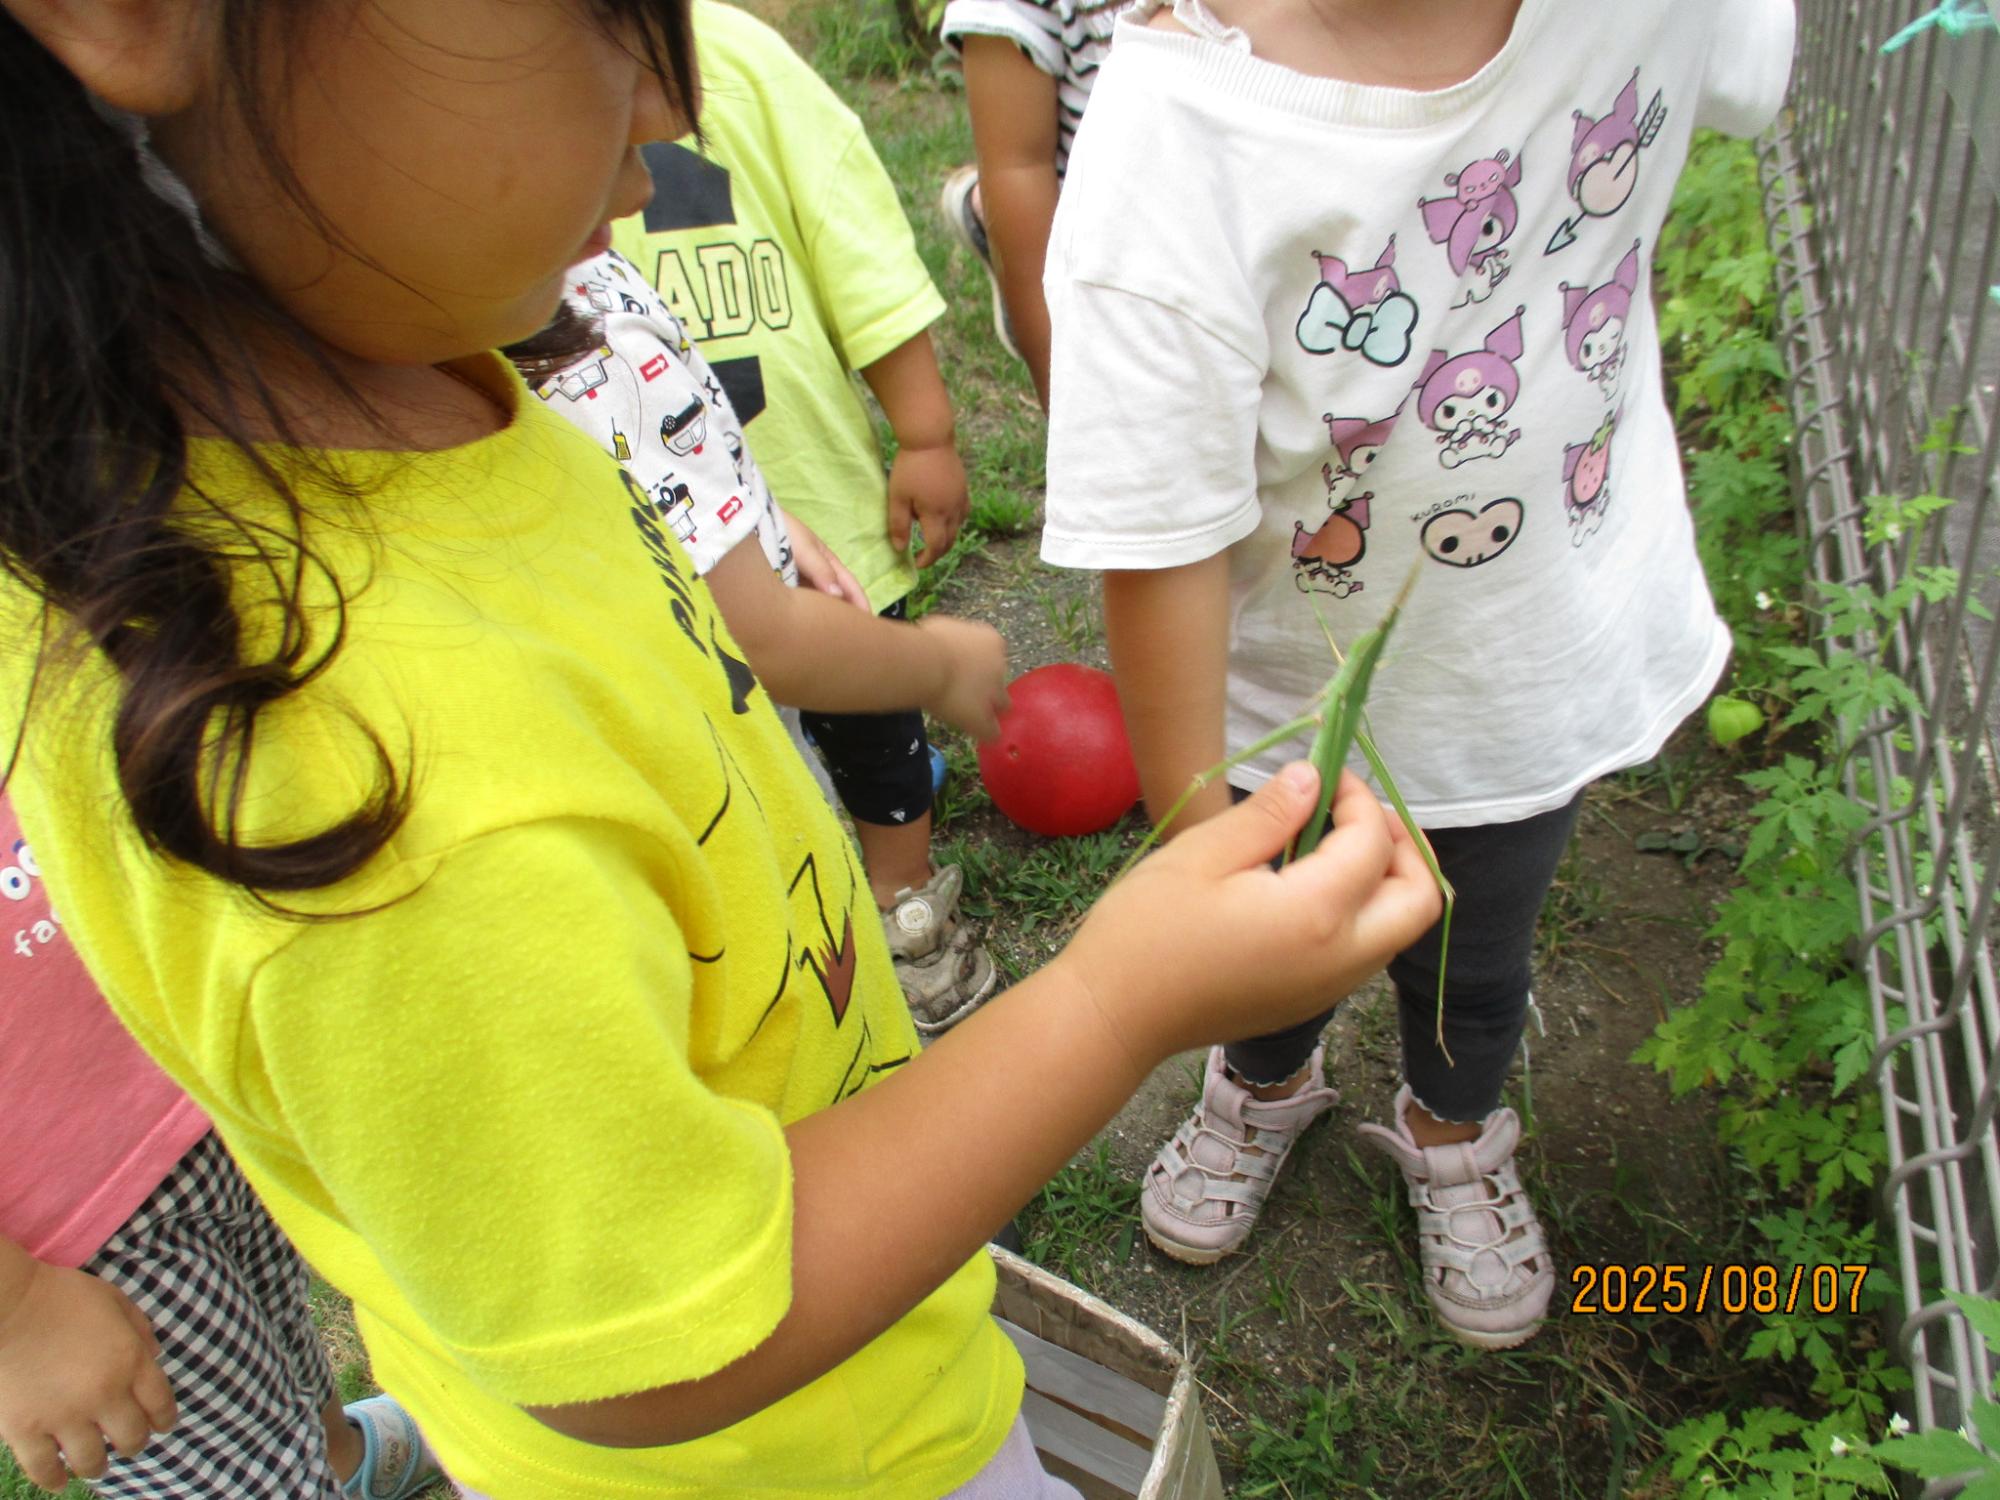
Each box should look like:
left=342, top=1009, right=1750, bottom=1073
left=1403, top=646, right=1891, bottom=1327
left=1065, top=763, right=1441, bottom=1068
left=525, top=765, right=1428, bottom=1452
left=0, top=1242, right=176, bottom=1493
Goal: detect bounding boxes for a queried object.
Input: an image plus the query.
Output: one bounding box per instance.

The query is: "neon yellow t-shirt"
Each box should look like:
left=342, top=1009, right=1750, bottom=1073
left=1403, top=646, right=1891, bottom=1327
left=611, top=0, right=946, bottom=613
left=0, top=360, right=1017, bottom=1499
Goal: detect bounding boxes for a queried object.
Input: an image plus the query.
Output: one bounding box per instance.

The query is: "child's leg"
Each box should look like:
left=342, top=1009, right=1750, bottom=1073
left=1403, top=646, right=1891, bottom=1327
left=1385, top=790, right=1586, bottom=1132
left=798, top=602, right=941, bottom=907
left=800, top=600, right=998, bottom=1034
left=854, top=811, right=936, bottom=908
left=1140, top=787, right=1343, bottom=1263
left=1357, top=790, right=1585, bottom=1348
left=939, top=1409, right=1082, bottom=1499
left=83, top=1134, right=345, bottom=1499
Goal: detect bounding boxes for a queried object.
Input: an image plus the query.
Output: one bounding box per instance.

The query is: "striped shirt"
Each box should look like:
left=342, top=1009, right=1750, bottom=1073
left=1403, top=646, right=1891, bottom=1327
left=942, top=0, right=1134, bottom=173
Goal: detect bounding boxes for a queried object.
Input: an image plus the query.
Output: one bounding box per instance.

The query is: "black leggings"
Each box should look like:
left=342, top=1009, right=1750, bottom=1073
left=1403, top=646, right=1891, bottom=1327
left=1223, top=788, right=1585, bottom=1122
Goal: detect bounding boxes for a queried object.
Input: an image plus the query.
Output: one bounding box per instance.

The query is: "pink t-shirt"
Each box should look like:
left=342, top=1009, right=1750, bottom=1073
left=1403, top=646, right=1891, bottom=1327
left=0, top=795, right=209, bottom=1267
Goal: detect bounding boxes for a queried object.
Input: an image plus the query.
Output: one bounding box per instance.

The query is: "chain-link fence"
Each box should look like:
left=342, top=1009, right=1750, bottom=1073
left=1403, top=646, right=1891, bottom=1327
left=1760, top=0, right=2000, bottom=1475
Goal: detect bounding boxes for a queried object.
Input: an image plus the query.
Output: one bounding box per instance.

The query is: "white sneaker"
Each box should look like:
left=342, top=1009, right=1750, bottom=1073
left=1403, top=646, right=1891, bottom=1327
left=938, top=165, right=1021, bottom=361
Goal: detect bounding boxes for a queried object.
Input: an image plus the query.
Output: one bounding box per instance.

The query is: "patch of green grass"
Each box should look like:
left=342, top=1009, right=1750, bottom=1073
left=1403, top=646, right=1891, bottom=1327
left=1236, top=1357, right=1379, bottom=1498
left=943, top=820, right=1143, bottom=931
left=965, top=420, right=1045, bottom=537
left=1039, top=588, right=1098, bottom=655
left=929, top=729, right=990, bottom=830
left=0, top=1448, right=88, bottom=1500
left=803, top=0, right=927, bottom=82
left=902, top=517, right=987, bottom=618
left=1197, top=1289, right=1276, bottom=1399
left=1018, top=1141, right=1142, bottom=1280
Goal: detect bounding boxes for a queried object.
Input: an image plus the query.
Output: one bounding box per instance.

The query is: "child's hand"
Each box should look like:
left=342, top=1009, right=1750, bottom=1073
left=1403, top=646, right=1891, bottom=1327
left=914, top=614, right=1010, bottom=741
left=887, top=443, right=970, bottom=568
left=1064, top=764, right=1440, bottom=1067
left=0, top=1261, right=176, bottom=1491
left=780, top=508, right=871, bottom=611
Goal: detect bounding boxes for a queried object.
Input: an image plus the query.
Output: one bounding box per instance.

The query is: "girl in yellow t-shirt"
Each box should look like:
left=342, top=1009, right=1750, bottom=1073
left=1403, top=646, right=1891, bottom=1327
left=0, top=2, right=1438, bottom=1497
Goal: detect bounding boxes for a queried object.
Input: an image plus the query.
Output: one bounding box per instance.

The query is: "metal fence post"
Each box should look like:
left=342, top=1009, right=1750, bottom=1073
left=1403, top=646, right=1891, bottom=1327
left=1764, top=2, right=2000, bottom=1482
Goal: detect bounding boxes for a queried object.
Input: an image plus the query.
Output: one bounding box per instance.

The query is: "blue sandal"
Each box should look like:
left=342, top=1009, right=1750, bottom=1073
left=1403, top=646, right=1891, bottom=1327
left=342, top=1395, right=444, bottom=1500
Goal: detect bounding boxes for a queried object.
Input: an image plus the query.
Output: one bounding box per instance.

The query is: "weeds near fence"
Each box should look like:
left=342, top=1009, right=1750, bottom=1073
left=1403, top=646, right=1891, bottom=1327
left=1631, top=131, right=1955, bottom=1496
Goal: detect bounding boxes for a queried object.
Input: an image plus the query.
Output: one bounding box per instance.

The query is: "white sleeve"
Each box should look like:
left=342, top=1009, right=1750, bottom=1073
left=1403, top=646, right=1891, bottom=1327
left=939, top=0, right=1066, bottom=75
left=1041, top=277, right=1264, bottom=571
left=1695, top=0, right=1796, bottom=137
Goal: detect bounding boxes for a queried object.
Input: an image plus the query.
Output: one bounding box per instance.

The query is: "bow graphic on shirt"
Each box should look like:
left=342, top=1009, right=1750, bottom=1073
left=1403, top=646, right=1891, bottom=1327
left=1295, top=282, right=1419, bottom=367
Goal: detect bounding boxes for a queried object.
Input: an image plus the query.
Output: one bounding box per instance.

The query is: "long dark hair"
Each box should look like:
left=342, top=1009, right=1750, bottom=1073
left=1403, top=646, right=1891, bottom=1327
left=0, top=1, right=697, bottom=898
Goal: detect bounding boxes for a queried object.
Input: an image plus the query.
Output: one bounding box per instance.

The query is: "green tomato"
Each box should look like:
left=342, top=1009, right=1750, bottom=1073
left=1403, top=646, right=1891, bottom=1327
left=1707, top=694, right=1765, bottom=747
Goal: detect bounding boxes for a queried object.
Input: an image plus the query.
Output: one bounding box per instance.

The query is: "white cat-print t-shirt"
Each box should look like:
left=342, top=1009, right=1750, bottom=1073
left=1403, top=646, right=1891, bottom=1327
left=1041, top=0, right=1794, bottom=826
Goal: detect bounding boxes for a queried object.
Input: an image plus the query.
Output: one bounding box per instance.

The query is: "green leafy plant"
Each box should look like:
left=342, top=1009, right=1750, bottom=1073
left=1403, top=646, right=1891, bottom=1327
left=1661, top=1407, right=1893, bottom=1498
left=1636, top=131, right=1948, bottom=1488
left=1866, top=1293, right=2000, bottom=1497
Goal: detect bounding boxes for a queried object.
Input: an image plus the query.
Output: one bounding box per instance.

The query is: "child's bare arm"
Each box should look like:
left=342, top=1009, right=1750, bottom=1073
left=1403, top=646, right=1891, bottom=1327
left=859, top=332, right=968, bottom=568
left=528, top=765, right=1440, bottom=1447
left=0, top=1232, right=176, bottom=1489
left=779, top=508, right=870, bottom=610
left=961, top=35, right=1061, bottom=408
left=1103, top=556, right=1235, bottom=832
left=705, top=541, right=1009, bottom=740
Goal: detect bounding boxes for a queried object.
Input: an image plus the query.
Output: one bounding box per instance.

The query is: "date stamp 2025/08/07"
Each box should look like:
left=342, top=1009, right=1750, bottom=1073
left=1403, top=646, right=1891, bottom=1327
left=1569, top=1263, right=1872, bottom=1317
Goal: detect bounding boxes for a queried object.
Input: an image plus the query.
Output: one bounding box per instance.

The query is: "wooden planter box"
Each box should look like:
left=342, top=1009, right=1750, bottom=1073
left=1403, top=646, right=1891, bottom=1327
left=990, top=1246, right=1226, bottom=1500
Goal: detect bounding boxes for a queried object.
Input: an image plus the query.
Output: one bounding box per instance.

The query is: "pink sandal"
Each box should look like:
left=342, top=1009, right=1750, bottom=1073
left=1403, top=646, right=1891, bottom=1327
left=1139, top=1046, right=1338, bottom=1264
left=1357, top=1086, right=1555, bottom=1348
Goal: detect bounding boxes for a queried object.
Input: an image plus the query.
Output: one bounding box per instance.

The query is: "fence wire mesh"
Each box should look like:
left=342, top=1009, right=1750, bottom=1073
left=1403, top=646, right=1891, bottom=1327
left=1761, top=0, right=2000, bottom=1474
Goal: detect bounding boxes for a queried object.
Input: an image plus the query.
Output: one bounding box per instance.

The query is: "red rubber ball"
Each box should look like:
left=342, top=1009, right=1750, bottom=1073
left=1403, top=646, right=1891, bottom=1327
left=978, top=664, right=1141, bottom=838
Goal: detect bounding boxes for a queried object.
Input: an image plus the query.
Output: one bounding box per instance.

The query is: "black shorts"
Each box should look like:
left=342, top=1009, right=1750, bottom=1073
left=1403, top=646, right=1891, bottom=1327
left=799, top=599, right=934, bottom=829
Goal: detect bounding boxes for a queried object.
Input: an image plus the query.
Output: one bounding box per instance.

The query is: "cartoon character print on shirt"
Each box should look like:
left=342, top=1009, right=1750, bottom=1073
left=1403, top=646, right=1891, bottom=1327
left=1417, top=495, right=1525, bottom=569
left=1547, top=70, right=1669, bottom=254
left=538, top=346, right=615, bottom=404
left=1321, top=411, right=1398, bottom=510
left=1561, top=406, right=1623, bottom=545
left=1418, top=149, right=1523, bottom=308
left=788, top=850, right=859, bottom=1027
left=575, top=268, right=651, bottom=319
left=1295, top=238, right=1419, bottom=367
left=1558, top=242, right=1641, bottom=398
left=540, top=251, right=793, bottom=592
left=723, top=426, right=754, bottom=494
left=1292, top=496, right=1370, bottom=600
left=1412, top=307, right=1527, bottom=469
left=1292, top=409, right=1399, bottom=599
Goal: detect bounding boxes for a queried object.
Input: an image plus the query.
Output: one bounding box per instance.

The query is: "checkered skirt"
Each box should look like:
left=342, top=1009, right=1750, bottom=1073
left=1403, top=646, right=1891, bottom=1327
left=81, top=1132, right=342, bottom=1499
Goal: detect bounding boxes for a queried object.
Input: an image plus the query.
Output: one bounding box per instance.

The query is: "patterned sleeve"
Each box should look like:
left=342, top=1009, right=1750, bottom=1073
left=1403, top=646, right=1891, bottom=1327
left=939, top=0, right=1067, bottom=76
left=531, top=252, right=796, bottom=583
